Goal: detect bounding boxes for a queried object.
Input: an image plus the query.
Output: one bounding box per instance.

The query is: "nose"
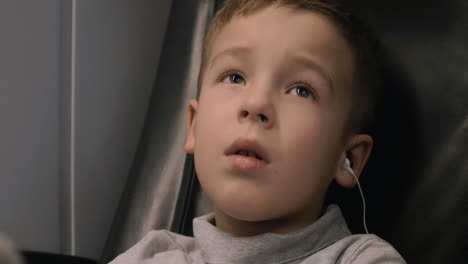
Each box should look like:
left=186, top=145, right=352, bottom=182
left=238, top=90, right=275, bottom=129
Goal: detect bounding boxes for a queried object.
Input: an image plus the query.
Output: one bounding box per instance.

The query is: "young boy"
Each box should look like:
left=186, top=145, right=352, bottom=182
left=110, top=0, right=406, bottom=263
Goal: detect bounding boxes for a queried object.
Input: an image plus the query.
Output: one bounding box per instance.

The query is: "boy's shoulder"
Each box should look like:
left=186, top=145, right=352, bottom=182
left=109, top=230, right=201, bottom=264
left=302, top=233, right=406, bottom=264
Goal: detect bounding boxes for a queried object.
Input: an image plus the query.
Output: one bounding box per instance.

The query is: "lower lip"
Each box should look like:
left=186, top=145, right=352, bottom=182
left=226, top=154, right=268, bottom=171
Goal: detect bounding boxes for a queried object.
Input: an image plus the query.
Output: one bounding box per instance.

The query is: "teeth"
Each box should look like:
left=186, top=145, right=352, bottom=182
left=237, top=151, right=260, bottom=159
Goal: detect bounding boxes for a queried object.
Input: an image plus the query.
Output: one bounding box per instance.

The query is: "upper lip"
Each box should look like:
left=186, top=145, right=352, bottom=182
left=224, top=137, right=270, bottom=163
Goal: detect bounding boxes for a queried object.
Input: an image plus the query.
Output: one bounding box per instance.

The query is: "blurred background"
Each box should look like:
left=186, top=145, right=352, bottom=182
left=0, top=0, right=173, bottom=260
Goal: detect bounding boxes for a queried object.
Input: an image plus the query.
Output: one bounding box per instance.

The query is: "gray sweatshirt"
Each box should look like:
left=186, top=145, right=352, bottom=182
left=109, top=205, right=406, bottom=263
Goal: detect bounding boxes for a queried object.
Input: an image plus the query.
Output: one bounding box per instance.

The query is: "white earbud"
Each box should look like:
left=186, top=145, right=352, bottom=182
left=344, top=157, right=369, bottom=234
left=345, top=157, right=352, bottom=170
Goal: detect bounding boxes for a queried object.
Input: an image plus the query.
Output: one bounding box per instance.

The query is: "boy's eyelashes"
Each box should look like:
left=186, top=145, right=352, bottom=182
left=221, top=72, right=246, bottom=85
left=216, top=71, right=319, bottom=102
left=287, top=84, right=317, bottom=101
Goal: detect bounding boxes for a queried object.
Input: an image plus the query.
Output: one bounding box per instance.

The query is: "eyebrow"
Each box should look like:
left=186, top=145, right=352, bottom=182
left=208, top=46, right=253, bottom=70
left=287, top=53, right=334, bottom=95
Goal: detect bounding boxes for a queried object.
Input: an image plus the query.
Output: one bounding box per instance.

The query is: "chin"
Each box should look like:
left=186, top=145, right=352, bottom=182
left=226, top=210, right=274, bottom=223
left=215, top=195, right=280, bottom=222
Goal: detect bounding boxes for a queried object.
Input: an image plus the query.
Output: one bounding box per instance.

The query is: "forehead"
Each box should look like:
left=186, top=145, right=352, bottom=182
left=206, top=5, right=355, bottom=97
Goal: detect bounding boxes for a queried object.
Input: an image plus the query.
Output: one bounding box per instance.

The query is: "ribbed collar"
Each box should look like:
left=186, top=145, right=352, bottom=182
left=193, top=205, right=351, bottom=264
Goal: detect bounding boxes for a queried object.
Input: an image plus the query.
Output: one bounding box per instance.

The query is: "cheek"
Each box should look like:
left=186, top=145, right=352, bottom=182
left=266, top=116, right=338, bottom=213
left=275, top=106, right=340, bottom=183
left=193, top=92, right=235, bottom=183
left=194, top=109, right=223, bottom=165
left=279, top=106, right=325, bottom=156
left=196, top=93, right=230, bottom=139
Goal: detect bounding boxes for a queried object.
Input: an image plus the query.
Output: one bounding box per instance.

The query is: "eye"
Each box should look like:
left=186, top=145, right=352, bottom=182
left=288, top=85, right=316, bottom=100
left=222, top=73, right=246, bottom=85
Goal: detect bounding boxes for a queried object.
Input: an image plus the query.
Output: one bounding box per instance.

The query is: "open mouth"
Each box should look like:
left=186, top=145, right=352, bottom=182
left=234, top=150, right=263, bottom=160
left=228, top=149, right=268, bottom=171
left=224, top=137, right=270, bottom=171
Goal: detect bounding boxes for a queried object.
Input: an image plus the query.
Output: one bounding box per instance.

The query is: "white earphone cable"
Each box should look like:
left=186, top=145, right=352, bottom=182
left=346, top=166, right=369, bottom=234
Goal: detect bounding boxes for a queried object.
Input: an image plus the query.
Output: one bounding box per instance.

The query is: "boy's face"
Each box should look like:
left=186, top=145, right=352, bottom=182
left=186, top=5, right=370, bottom=232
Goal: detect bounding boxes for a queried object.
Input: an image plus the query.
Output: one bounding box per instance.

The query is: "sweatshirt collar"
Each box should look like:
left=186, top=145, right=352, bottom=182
left=193, top=204, right=351, bottom=264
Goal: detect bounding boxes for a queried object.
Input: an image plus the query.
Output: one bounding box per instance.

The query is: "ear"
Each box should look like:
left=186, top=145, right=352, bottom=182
left=184, top=99, right=198, bottom=154
left=335, top=134, right=373, bottom=188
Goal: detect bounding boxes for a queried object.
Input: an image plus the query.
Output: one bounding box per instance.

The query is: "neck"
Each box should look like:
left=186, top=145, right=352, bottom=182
left=213, top=206, right=322, bottom=237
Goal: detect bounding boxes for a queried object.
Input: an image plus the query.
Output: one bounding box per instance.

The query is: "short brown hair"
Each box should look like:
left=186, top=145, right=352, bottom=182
left=197, top=0, right=380, bottom=137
